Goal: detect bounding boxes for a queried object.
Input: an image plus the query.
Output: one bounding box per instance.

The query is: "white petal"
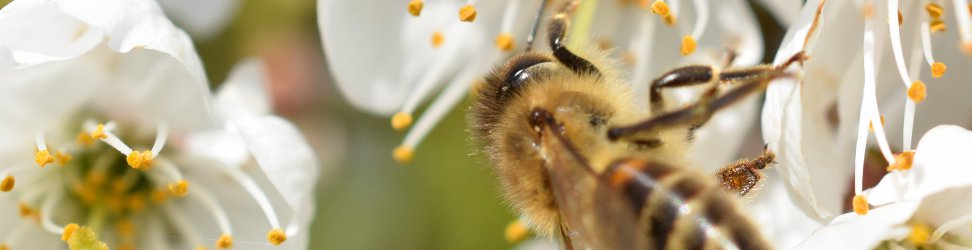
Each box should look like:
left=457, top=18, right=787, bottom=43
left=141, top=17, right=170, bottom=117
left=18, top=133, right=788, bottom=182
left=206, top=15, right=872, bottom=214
left=159, top=0, right=240, bottom=41
left=0, top=0, right=102, bottom=66
left=868, top=125, right=972, bottom=204
left=215, top=58, right=272, bottom=120
left=794, top=200, right=921, bottom=250
left=234, top=116, right=318, bottom=210
left=748, top=176, right=824, bottom=249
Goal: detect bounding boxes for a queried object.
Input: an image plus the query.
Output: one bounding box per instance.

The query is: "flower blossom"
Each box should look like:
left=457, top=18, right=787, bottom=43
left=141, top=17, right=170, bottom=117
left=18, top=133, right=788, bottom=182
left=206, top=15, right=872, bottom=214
left=0, top=0, right=317, bottom=249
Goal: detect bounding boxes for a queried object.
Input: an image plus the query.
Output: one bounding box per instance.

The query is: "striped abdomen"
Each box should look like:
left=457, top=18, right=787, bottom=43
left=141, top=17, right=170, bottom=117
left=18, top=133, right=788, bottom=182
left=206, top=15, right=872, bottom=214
left=604, top=158, right=770, bottom=250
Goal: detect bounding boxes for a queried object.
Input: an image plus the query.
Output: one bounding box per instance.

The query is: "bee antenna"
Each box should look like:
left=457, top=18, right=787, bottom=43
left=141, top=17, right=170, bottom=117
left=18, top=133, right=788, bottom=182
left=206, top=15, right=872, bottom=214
left=525, top=0, right=550, bottom=51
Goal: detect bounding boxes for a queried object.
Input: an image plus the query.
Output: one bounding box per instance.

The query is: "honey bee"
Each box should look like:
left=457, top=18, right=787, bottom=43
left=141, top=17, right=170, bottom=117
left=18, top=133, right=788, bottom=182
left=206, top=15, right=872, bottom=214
left=470, top=1, right=807, bottom=249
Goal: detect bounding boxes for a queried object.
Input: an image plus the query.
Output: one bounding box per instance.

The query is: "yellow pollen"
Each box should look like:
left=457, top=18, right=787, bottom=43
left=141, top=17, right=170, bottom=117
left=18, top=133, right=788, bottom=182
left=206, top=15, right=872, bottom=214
left=35, top=150, right=54, bottom=167
left=887, top=151, right=916, bottom=171
left=268, top=228, right=287, bottom=246
left=62, top=223, right=79, bottom=241
left=55, top=151, right=72, bottom=167
left=908, top=223, right=932, bottom=245
left=650, top=0, right=671, bottom=17
left=504, top=219, right=529, bottom=243
left=407, top=0, right=424, bottom=17
left=853, top=194, right=869, bottom=215
left=930, top=19, right=946, bottom=33
left=495, top=33, right=515, bottom=52
left=458, top=5, right=477, bottom=22
left=18, top=202, right=33, bottom=218
left=431, top=31, right=444, bottom=48
left=908, top=81, right=927, bottom=103
left=393, top=146, right=414, bottom=164
left=91, top=124, right=107, bottom=140
left=391, top=112, right=413, bottom=131
left=926, top=3, right=944, bottom=19
left=869, top=115, right=886, bottom=132
left=663, top=14, right=676, bottom=26
left=898, top=10, right=903, bottom=26
left=931, top=62, right=947, bottom=78
left=0, top=176, right=13, bottom=192
left=681, top=36, right=697, bottom=56
left=168, top=180, right=189, bottom=197
left=76, top=132, right=95, bottom=146
left=217, top=234, right=233, bottom=249
left=150, top=189, right=168, bottom=204
left=126, top=150, right=154, bottom=170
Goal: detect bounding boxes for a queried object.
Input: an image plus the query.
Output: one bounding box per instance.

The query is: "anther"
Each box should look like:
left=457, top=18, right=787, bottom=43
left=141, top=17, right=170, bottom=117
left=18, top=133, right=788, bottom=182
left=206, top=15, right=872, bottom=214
left=504, top=219, right=528, bottom=243
left=663, top=15, right=676, bottom=26
left=650, top=0, right=671, bottom=17
left=217, top=234, right=233, bottom=249
left=91, top=124, right=107, bottom=140
left=908, top=223, right=932, bottom=245
left=1, top=176, right=13, bottom=192
left=886, top=151, right=915, bottom=171
left=35, top=150, right=54, bottom=167
left=926, top=3, right=944, bottom=19
left=431, top=31, right=444, bottom=48
left=458, top=5, right=477, bottom=22
left=150, top=189, right=168, bottom=204
left=930, top=19, right=946, bottom=33
left=408, top=0, right=424, bottom=17
left=898, top=10, right=904, bottom=26
left=126, top=150, right=154, bottom=170
left=76, top=132, right=95, bottom=146
left=168, top=180, right=189, bottom=197
left=392, top=112, right=414, bottom=131
left=931, top=62, right=947, bottom=78
left=495, top=33, right=515, bottom=52
left=55, top=151, right=71, bottom=167
left=62, top=223, right=79, bottom=241
left=268, top=228, right=287, bottom=245
left=853, top=194, right=869, bottom=215
left=681, top=36, right=697, bottom=56
left=908, top=81, right=927, bottom=103
left=18, top=202, right=33, bottom=217
left=393, top=146, right=414, bottom=164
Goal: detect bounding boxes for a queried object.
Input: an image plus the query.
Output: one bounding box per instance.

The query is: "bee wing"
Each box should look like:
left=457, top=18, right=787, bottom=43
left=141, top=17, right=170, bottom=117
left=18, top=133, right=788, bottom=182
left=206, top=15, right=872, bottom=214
left=538, top=127, right=647, bottom=250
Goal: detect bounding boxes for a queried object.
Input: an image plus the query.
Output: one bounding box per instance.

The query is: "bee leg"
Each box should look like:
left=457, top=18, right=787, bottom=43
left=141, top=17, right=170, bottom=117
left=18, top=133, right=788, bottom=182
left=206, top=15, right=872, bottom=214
left=649, top=65, right=717, bottom=112
left=547, top=1, right=600, bottom=76
left=715, top=146, right=775, bottom=197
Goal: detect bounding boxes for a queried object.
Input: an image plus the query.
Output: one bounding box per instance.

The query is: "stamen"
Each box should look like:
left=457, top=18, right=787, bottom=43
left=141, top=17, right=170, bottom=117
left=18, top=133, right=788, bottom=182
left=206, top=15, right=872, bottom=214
left=908, top=80, right=927, bottom=103
left=888, top=0, right=915, bottom=90
left=689, top=0, right=708, bottom=40
left=18, top=202, right=34, bottom=218
left=116, top=218, right=135, bottom=238
left=681, top=35, right=696, bottom=56
left=391, top=112, right=414, bottom=131
left=504, top=219, right=528, bottom=243
left=126, top=150, right=154, bottom=170
left=61, top=223, right=79, bottom=241
left=151, top=124, right=168, bottom=156
left=898, top=10, right=904, bottom=26
left=495, top=33, right=515, bottom=51
left=168, top=180, right=189, bottom=197
left=98, top=130, right=133, bottom=155
left=160, top=204, right=204, bottom=250
left=150, top=188, right=168, bottom=204
left=855, top=6, right=897, bottom=201
left=126, top=195, right=145, bottom=213
left=908, top=223, right=932, bottom=245
left=431, top=31, right=445, bottom=48
left=0, top=176, right=13, bottom=192
left=34, top=150, right=53, bottom=168
left=869, top=115, right=886, bottom=132
left=931, top=62, right=946, bottom=78
left=268, top=228, right=287, bottom=246
left=928, top=214, right=972, bottom=242
left=408, top=0, right=424, bottom=17
left=187, top=182, right=233, bottom=236
left=926, top=3, right=944, bottom=19
left=54, top=151, right=71, bottom=167
left=952, top=0, right=972, bottom=51
left=393, top=146, right=414, bottom=164
left=458, top=4, right=477, bottom=22
left=930, top=19, right=946, bottom=32
left=650, top=0, right=671, bottom=17
left=223, top=167, right=282, bottom=231
left=90, top=124, right=107, bottom=140
left=886, top=151, right=916, bottom=171
left=496, top=0, right=520, bottom=52
left=853, top=194, right=869, bottom=215
left=76, top=132, right=95, bottom=146
left=217, top=234, right=233, bottom=249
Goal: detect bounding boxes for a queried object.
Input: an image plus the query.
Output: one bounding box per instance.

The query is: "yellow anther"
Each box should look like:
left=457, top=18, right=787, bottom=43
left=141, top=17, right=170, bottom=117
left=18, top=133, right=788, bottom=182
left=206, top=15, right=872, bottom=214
left=495, top=33, right=515, bottom=52
left=55, top=151, right=72, bottom=167
left=268, top=228, right=287, bottom=246
left=35, top=150, right=54, bottom=167
left=431, top=31, right=445, bottom=48
left=853, top=194, right=869, bottom=215
left=407, top=0, right=424, bottom=17
left=650, top=0, right=671, bottom=17
left=926, top=3, right=944, bottom=19
left=663, top=15, right=676, bottom=26
left=458, top=5, right=477, bottom=22
left=391, top=112, right=413, bottom=131
left=150, top=189, right=168, bottom=204
left=393, top=146, right=414, bottom=164
left=908, top=223, right=932, bottom=245
left=127, top=195, right=146, bottom=213
left=908, top=80, right=927, bottom=103
left=931, top=62, right=947, bottom=78
left=869, top=115, right=885, bottom=132
left=898, top=10, right=904, bottom=26
left=887, top=151, right=916, bottom=172
left=91, top=124, right=107, bottom=140
left=117, top=219, right=135, bottom=237
left=168, top=180, right=189, bottom=197
left=504, top=219, right=529, bottom=243
left=65, top=226, right=107, bottom=250
left=1, top=176, right=13, bottom=192
left=76, top=132, right=95, bottom=146
left=217, top=234, right=233, bottom=249
left=681, top=36, right=697, bottom=56
left=930, top=19, right=946, bottom=33
left=18, top=202, right=33, bottom=218
left=126, top=150, right=154, bottom=170
left=62, top=223, right=79, bottom=241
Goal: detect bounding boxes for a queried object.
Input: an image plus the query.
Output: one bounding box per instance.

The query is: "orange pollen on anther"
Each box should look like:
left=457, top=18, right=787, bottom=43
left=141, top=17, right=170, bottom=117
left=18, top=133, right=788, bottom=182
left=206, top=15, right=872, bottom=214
left=126, top=150, right=154, bottom=170
left=931, top=62, right=947, bottom=78
left=930, top=19, right=946, bottom=33
left=663, top=14, right=676, bottom=26
left=926, top=3, right=944, bottom=19
left=0, top=176, right=13, bottom=192
left=150, top=189, right=168, bottom=204
left=393, top=146, right=415, bottom=165
left=458, top=5, right=477, bottom=22
left=504, top=219, right=529, bottom=243
left=18, top=202, right=33, bottom=217
left=650, top=0, right=671, bottom=17
left=681, top=36, right=697, bottom=56
left=908, top=81, right=927, bottom=103
left=35, top=150, right=54, bottom=167
left=898, top=10, right=904, bottom=26
left=887, top=151, right=916, bottom=171
left=91, top=124, right=107, bottom=140
left=495, top=33, right=515, bottom=52
left=77, top=132, right=95, bottom=146
left=55, top=151, right=72, bottom=167
left=168, top=180, right=189, bottom=197
left=853, top=195, right=869, bottom=215
left=61, top=223, right=79, bottom=241
left=268, top=229, right=287, bottom=245
left=392, top=112, right=413, bottom=131
left=407, top=0, right=424, bottom=17
left=217, top=234, right=233, bottom=249
left=431, top=31, right=445, bottom=48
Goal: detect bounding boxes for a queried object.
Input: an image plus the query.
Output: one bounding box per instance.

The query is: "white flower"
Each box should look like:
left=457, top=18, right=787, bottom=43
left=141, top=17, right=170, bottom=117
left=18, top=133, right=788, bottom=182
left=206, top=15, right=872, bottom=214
left=762, top=0, right=972, bottom=220
left=797, top=125, right=972, bottom=249
left=158, top=0, right=241, bottom=41
left=0, top=1, right=317, bottom=249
